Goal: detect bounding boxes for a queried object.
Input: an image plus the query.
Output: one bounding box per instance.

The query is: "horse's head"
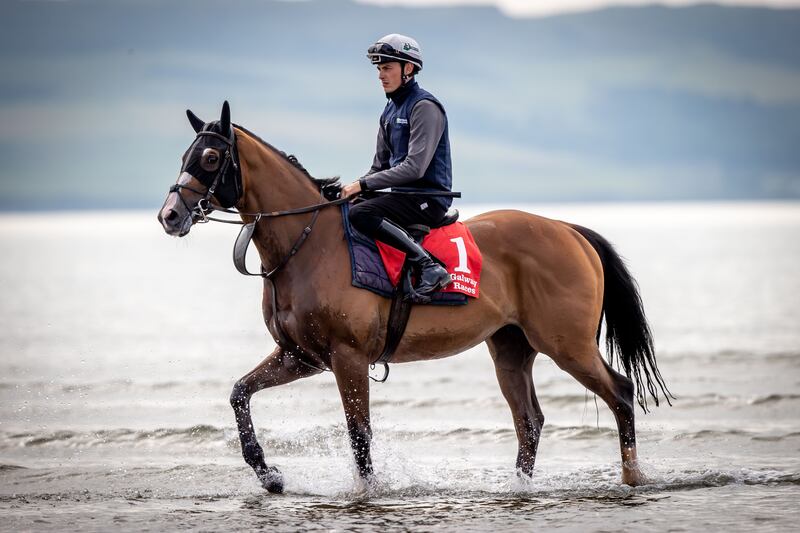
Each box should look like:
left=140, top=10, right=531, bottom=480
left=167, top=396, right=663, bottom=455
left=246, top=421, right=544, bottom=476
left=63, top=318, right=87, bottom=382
left=158, top=101, right=242, bottom=236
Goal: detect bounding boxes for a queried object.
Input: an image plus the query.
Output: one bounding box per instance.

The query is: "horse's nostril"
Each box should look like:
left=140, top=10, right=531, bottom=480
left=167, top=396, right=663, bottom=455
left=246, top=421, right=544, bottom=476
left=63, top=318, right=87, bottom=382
left=165, top=209, right=178, bottom=222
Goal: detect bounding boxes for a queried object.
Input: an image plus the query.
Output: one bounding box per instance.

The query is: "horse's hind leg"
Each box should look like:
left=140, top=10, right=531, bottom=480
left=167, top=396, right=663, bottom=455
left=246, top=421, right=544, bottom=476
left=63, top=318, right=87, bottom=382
left=230, top=347, right=322, bottom=493
left=551, top=343, right=643, bottom=486
left=487, top=325, right=544, bottom=477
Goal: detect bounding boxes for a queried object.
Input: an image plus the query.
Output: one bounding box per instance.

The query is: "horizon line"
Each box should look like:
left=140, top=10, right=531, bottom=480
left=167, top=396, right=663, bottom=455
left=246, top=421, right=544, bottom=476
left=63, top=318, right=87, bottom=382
left=353, top=0, right=800, bottom=18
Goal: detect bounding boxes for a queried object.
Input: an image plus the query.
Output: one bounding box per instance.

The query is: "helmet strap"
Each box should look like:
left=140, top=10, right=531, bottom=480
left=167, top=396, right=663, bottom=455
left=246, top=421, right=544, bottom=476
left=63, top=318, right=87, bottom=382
left=400, top=61, right=409, bottom=84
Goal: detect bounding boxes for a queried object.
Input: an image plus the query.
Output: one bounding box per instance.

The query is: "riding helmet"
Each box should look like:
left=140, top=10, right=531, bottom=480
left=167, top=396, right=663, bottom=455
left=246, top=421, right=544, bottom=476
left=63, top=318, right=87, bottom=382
left=366, top=34, right=423, bottom=72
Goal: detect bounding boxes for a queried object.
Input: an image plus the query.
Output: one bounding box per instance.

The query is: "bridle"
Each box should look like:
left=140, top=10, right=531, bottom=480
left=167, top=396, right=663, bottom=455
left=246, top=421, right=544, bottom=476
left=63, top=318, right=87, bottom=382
left=168, top=127, right=350, bottom=278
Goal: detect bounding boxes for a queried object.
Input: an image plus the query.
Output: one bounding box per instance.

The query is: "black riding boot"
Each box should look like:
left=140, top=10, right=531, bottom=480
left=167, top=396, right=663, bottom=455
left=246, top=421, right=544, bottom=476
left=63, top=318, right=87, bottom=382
left=375, top=219, right=452, bottom=298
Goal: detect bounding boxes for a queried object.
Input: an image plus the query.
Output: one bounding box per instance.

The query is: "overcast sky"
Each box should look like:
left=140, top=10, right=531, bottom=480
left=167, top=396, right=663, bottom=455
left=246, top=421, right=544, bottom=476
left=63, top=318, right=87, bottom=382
left=356, top=0, right=800, bottom=17
left=2, top=0, right=798, bottom=207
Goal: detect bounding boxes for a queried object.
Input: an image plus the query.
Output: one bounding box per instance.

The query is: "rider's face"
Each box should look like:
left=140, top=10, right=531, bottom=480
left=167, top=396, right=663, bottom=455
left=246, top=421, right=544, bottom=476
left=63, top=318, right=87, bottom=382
left=377, top=62, right=411, bottom=93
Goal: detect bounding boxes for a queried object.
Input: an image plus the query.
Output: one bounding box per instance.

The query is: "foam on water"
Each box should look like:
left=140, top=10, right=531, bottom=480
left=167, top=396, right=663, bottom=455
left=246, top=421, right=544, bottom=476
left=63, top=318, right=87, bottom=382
left=2, top=460, right=797, bottom=501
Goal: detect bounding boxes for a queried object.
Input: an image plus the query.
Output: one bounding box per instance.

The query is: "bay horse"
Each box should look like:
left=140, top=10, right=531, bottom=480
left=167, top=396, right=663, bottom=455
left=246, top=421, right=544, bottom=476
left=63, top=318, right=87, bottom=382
left=157, top=102, right=671, bottom=493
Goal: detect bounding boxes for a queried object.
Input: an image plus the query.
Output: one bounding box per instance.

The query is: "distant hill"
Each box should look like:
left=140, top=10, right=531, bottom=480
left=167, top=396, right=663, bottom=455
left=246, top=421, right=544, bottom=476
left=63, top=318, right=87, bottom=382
left=1, top=0, right=798, bottom=209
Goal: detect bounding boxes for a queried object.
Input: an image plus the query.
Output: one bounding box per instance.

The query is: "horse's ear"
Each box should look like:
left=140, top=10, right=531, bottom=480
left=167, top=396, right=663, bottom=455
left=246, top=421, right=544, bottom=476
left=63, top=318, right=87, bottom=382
left=220, top=100, right=231, bottom=136
left=186, top=109, right=204, bottom=133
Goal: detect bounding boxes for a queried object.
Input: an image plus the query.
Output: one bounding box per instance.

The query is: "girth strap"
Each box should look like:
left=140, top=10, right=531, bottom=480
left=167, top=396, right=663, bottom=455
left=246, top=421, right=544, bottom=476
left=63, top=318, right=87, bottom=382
left=369, top=225, right=431, bottom=383
left=369, top=267, right=414, bottom=383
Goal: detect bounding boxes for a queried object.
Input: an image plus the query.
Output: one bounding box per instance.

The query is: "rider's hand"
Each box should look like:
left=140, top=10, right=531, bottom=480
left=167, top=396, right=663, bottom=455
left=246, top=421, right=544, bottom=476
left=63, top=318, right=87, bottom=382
left=341, top=180, right=362, bottom=198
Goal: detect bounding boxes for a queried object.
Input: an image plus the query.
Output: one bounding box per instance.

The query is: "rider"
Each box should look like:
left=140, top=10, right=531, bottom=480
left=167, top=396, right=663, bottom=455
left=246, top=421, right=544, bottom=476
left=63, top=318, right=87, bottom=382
left=342, top=33, right=453, bottom=298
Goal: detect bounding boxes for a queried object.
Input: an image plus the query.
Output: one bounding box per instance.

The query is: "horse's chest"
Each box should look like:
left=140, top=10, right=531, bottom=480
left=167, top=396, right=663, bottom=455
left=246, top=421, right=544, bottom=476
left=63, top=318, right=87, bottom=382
left=261, top=298, right=330, bottom=355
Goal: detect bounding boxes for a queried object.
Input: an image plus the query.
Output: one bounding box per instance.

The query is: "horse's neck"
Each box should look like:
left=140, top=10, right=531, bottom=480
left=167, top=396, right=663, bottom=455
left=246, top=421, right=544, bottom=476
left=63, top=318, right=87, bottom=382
left=236, top=129, right=342, bottom=278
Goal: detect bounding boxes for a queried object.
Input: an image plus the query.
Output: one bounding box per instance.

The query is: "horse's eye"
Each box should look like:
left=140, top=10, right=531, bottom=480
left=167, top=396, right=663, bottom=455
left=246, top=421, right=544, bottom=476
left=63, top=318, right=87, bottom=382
left=200, top=148, right=221, bottom=172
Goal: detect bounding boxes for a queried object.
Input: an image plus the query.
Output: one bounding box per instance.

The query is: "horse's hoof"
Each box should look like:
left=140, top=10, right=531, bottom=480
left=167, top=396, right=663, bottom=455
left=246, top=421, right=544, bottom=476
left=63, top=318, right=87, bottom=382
left=621, top=447, right=645, bottom=486
left=352, top=473, right=378, bottom=496
left=259, top=466, right=284, bottom=494
left=622, top=466, right=646, bottom=487
left=515, top=467, right=535, bottom=480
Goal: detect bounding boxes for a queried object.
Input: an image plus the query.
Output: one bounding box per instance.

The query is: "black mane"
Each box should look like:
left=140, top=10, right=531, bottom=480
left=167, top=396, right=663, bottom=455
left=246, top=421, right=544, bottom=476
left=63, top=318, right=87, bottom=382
left=233, top=124, right=341, bottom=194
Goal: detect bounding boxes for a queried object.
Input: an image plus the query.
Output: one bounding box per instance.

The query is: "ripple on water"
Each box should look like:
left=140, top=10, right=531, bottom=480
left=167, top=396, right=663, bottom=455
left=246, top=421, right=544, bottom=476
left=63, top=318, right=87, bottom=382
left=2, top=463, right=797, bottom=502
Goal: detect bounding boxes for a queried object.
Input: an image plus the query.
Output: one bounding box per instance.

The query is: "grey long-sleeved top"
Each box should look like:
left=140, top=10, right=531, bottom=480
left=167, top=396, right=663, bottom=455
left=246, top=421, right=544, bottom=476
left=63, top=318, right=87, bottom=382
left=360, top=99, right=446, bottom=191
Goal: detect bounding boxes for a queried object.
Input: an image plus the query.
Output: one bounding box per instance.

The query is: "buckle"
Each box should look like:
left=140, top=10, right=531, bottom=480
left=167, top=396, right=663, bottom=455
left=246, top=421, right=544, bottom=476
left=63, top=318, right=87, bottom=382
left=194, top=198, right=211, bottom=223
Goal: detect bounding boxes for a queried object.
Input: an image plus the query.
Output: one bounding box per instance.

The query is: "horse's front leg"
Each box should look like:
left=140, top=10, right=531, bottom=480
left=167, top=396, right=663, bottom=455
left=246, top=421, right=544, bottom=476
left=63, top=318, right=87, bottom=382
left=230, top=347, right=321, bottom=493
left=331, top=349, right=374, bottom=484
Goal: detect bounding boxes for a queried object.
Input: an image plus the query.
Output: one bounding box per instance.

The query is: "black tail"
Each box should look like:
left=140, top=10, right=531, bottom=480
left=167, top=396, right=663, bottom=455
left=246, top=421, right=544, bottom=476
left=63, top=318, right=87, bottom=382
left=571, top=224, right=673, bottom=412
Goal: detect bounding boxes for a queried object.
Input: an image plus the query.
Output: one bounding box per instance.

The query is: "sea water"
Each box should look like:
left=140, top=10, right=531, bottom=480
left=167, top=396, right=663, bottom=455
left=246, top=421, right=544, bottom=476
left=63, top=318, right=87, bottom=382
left=1, top=202, right=798, bottom=531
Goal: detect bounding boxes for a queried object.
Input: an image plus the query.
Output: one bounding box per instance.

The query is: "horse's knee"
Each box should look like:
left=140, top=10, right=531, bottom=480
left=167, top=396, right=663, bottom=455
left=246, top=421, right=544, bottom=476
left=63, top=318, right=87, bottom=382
left=532, top=411, right=545, bottom=433
left=523, top=410, right=544, bottom=440
left=229, top=379, right=251, bottom=410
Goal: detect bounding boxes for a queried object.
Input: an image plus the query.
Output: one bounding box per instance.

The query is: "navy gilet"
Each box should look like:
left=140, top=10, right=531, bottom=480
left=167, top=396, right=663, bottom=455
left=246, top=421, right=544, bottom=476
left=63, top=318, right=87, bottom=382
left=380, top=81, right=453, bottom=210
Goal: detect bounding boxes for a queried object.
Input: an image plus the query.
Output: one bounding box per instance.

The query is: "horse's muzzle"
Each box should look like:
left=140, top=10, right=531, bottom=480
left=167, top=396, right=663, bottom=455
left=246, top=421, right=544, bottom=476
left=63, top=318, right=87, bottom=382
left=158, top=195, right=193, bottom=237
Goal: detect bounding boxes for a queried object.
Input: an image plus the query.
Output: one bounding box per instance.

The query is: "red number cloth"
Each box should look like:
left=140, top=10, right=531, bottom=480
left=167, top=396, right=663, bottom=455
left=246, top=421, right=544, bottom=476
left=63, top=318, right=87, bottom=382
left=376, top=222, right=482, bottom=298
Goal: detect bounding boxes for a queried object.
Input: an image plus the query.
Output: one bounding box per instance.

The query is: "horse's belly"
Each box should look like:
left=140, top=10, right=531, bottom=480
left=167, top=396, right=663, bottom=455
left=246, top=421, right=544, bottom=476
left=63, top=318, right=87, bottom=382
left=388, top=297, right=506, bottom=363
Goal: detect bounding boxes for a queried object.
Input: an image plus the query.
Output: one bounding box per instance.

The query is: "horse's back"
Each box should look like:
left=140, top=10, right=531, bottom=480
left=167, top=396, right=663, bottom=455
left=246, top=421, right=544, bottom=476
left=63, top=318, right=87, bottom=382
left=465, top=209, right=600, bottom=270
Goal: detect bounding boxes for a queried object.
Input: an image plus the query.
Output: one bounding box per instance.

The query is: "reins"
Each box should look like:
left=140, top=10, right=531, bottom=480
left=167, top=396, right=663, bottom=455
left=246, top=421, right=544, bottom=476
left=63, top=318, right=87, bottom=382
left=195, top=194, right=350, bottom=226
left=194, top=190, right=459, bottom=225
